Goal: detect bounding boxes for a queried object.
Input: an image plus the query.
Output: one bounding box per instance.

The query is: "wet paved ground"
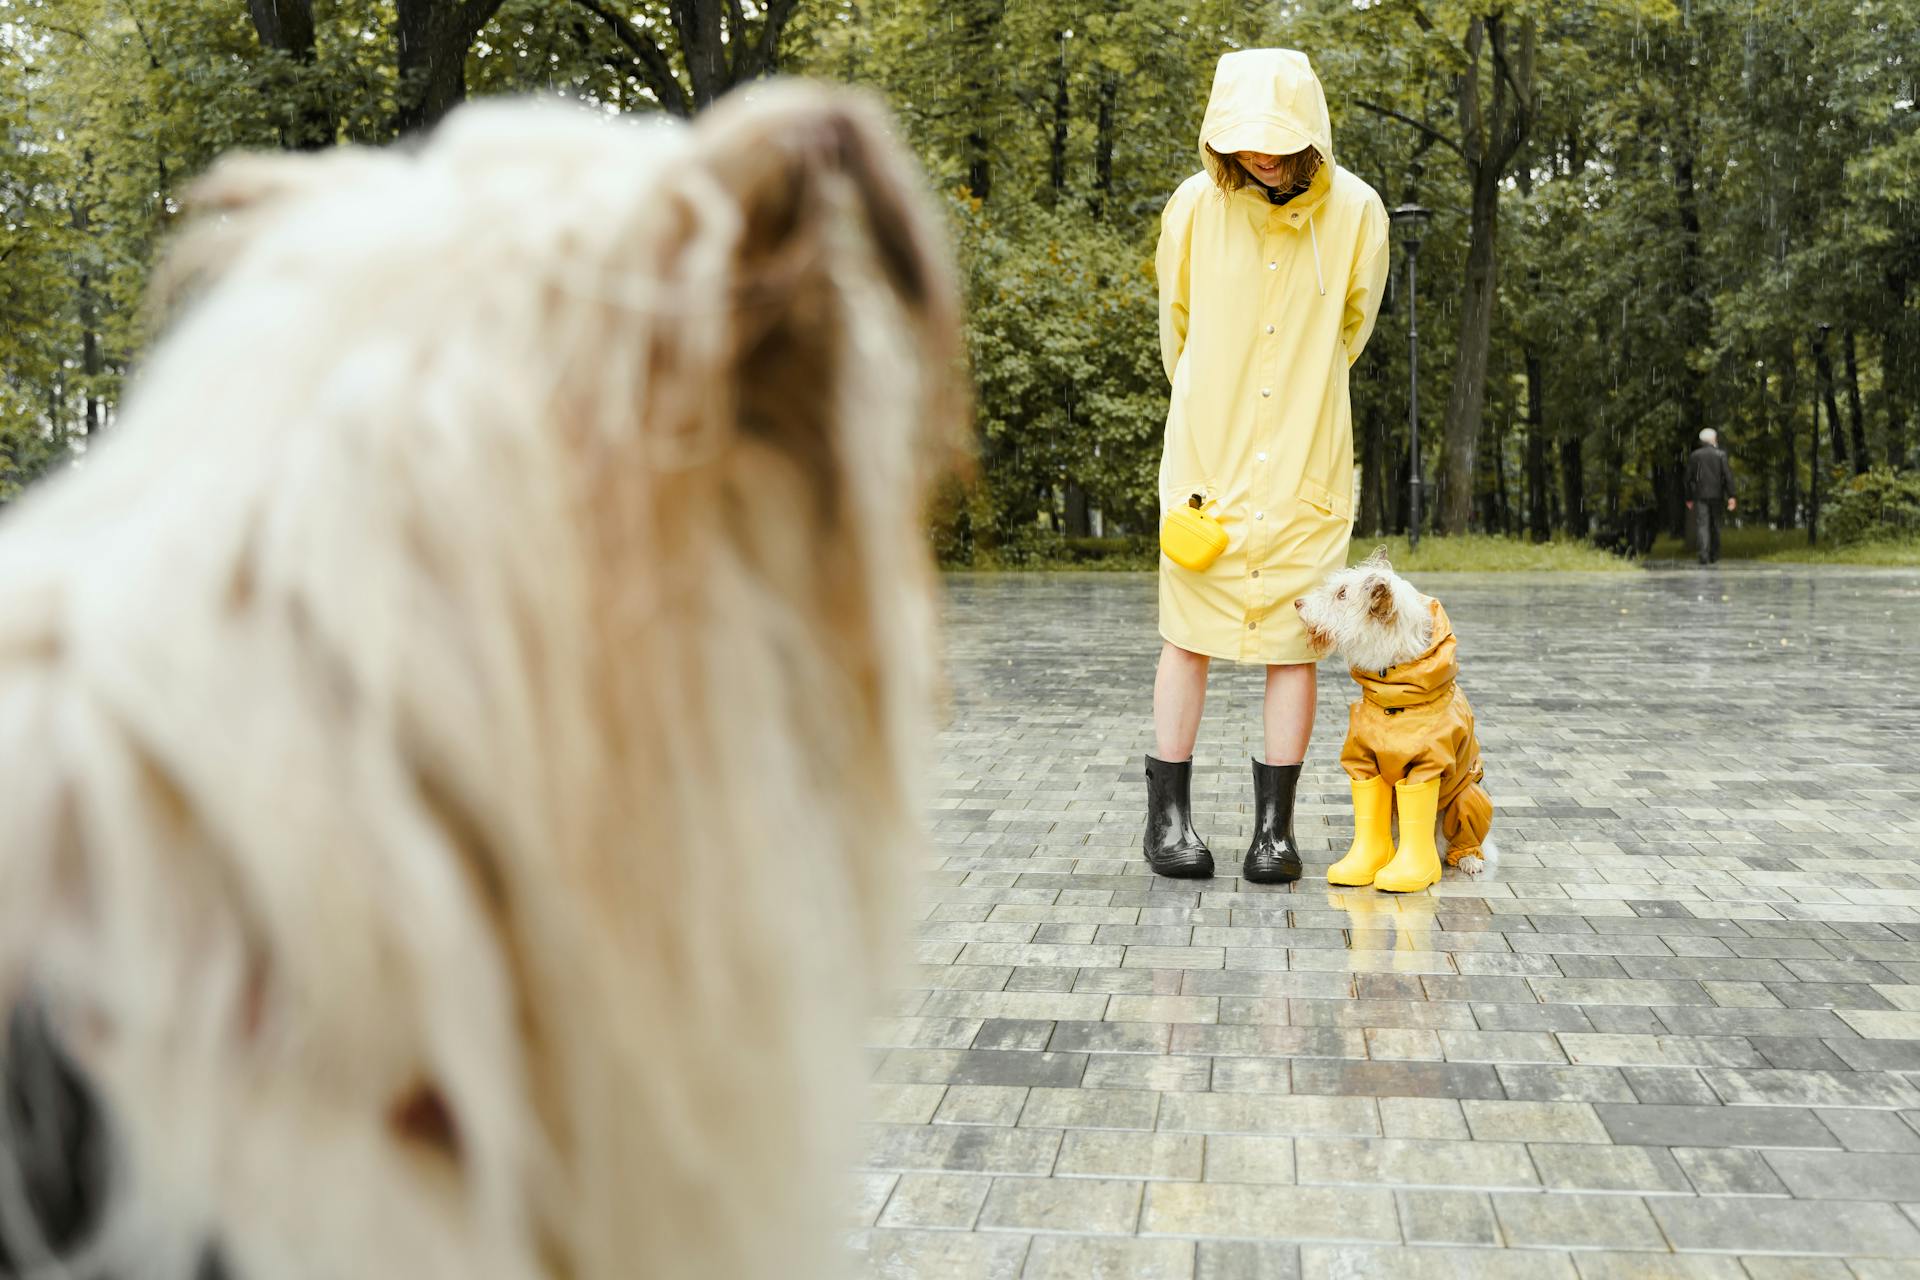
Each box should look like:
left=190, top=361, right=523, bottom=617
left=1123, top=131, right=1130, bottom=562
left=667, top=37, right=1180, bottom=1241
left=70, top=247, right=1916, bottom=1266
left=853, top=566, right=1920, bottom=1279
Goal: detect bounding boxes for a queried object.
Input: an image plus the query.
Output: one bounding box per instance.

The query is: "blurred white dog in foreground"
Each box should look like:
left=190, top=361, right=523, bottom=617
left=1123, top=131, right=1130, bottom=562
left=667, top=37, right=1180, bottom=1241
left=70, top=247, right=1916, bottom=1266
left=0, top=84, right=961, bottom=1280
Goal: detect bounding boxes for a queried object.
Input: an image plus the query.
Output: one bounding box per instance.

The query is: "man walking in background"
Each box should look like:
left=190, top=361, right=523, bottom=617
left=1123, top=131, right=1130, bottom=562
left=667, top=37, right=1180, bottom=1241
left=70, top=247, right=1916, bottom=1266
left=1686, top=428, right=1736, bottom=565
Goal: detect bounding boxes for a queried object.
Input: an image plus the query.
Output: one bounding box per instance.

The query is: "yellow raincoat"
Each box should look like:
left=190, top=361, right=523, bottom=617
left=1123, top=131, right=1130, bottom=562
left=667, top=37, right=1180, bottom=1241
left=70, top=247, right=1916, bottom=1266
left=1157, top=49, right=1390, bottom=664
left=1340, top=599, right=1493, bottom=864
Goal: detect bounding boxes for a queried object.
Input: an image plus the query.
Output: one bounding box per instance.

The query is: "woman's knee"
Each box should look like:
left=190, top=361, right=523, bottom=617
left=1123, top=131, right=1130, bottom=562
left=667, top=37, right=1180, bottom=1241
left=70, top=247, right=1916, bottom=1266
left=1161, top=641, right=1211, bottom=672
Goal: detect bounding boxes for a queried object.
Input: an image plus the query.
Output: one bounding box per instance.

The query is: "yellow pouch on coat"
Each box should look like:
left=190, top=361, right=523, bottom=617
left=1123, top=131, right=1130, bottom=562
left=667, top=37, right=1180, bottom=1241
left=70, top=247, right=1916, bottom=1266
left=1161, top=496, right=1228, bottom=572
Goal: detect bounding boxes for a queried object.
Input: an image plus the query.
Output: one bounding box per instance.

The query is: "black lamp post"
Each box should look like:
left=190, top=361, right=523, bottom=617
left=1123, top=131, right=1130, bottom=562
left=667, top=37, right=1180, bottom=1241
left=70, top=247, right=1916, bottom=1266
left=1389, top=202, right=1434, bottom=548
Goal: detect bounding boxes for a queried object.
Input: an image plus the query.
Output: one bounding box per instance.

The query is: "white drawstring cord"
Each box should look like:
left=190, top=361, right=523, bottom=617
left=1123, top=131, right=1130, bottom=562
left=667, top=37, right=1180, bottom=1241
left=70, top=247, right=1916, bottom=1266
left=1309, top=212, right=1325, bottom=296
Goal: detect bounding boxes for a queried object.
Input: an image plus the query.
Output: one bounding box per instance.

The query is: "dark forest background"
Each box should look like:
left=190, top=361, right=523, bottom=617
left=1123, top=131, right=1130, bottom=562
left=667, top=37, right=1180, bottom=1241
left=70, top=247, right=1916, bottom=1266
left=3, top=0, right=1915, bottom=559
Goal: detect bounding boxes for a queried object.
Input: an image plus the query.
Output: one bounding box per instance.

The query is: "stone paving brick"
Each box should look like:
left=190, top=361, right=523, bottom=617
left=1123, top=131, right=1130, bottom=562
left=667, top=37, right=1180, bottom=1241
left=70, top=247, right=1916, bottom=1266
left=976, top=1176, right=1142, bottom=1234
left=1142, top=1182, right=1400, bottom=1242
left=1017, top=1086, right=1158, bottom=1131
left=1595, top=1104, right=1841, bottom=1149
left=1019, top=1236, right=1194, bottom=1280
left=1378, top=1097, right=1470, bottom=1140
left=1462, top=1100, right=1611, bottom=1144
left=1392, top=1189, right=1501, bottom=1247
left=866, top=570, right=1920, bottom=1274
left=1814, top=1107, right=1920, bottom=1152
left=1192, top=1241, right=1301, bottom=1280
left=1649, top=1195, right=1920, bottom=1255
left=1080, top=1052, right=1212, bottom=1092
left=1672, top=1145, right=1791, bottom=1196
left=1158, top=1093, right=1381, bottom=1137
left=1304, top=1244, right=1576, bottom=1278
left=1054, top=1130, right=1204, bottom=1182
left=852, top=1172, right=899, bottom=1227
left=856, top=1228, right=1030, bottom=1280
left=1738, top=1260, right=1857, bottom=1280
left=1201, top=1135, right=1297, bottom=1184
left=933, top=1086, right=1029, bottom=1126
left=877, top=1173, right=992, bottom=1229
left=1761, top=1149, right=1920, bottom=1201
left=1529, top=1141, right=1693, bottom=1193
left=1294, top=1136, right=1539, bottom=1190
left=1495, top=1064, right=1640, bottom=1103
left=1490, top=1191, right=1667, bottom=1249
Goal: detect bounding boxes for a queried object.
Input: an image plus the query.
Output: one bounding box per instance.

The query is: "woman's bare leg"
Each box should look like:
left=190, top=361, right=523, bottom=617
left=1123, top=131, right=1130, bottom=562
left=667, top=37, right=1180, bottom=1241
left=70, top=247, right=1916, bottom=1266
left=1152, top=642, right=1210, bottom=761
left=1262, top=662, right=1316, bottom=765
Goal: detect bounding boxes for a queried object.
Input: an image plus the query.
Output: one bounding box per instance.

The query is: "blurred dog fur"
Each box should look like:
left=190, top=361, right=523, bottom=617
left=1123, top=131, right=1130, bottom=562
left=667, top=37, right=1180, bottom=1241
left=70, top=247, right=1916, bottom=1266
left=0, top=83, right=961, bottom=1280
left=1295, top=551, right=1497, bottom=876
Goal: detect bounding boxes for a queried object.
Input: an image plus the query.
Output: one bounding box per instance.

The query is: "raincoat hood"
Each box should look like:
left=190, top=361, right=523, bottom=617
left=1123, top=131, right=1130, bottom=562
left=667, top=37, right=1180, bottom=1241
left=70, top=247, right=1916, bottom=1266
left=1352, top=600, right=1458, bottom=708
left=1199, top=49, right=1336, bottom=182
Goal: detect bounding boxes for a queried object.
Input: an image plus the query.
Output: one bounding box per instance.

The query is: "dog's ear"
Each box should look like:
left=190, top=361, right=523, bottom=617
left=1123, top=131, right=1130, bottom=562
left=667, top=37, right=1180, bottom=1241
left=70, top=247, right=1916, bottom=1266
left=680, top=83, right=966, bottom=491
left=1363, top=545, right=1392, bottom=570
left=1367, top=576, right=1395, bottom=621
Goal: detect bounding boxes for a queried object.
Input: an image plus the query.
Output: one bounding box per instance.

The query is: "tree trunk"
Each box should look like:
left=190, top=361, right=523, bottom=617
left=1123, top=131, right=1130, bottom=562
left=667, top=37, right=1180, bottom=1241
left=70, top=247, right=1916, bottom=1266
left=1815, top=329, right=1845, bottom=471
left=1438, top=169, right=1498, bottom=533
left=1525, top=347, right=1548, bottom=542
left=1777, top=339, right=1800, bottom=525
left=1048, top=33, right=1069, bottom=198
left=1358, top=389, right=1385, bottom=539
left=1489, top=407, right=1509, bottom=534
left=1434, top=12, right=1533, bottom=534
left=395, top=0, right=506, bottom=134
left=1559, top=426, right=1583, bottom=537
left=671, top=0, right=727, bottom=108
left=248, top=0, right=336, bottom=149
left=1844, top=329, right=1868, bottom=473
left=1091, top=73, right=1117, bottom=218
left=1063, top=484, right=1090, bottom=537
left=1671, top=116, right=1709, bottom=530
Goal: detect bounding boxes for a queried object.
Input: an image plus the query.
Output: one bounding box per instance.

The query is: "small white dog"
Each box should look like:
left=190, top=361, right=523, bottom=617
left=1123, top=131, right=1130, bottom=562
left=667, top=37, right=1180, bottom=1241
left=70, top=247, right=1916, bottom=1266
left=0, top=85, right=961, bottom=1280
left=1295, top=551, right=1496, bottom=887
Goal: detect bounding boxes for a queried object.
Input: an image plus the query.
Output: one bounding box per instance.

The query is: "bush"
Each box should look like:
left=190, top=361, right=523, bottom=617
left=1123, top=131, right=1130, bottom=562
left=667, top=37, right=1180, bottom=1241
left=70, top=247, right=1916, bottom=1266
left=1823, top=466, right=1920, bottom=546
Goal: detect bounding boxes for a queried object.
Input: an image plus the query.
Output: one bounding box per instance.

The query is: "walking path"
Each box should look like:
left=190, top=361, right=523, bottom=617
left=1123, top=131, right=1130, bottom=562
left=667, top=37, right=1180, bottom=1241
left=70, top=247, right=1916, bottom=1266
left=855, top=567, right=1920, bottom=1279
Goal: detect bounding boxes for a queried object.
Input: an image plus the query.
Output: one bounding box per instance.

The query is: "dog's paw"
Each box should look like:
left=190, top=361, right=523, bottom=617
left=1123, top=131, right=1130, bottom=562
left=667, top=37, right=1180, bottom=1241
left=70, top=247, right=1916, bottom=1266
left=1455, top=853, right=1485, bottom=877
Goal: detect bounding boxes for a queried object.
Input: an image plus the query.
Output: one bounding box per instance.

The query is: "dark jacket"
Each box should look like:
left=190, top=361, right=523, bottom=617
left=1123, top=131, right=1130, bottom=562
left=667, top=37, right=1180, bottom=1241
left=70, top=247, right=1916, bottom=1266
left=1686, top=445, right=1735, bottom=501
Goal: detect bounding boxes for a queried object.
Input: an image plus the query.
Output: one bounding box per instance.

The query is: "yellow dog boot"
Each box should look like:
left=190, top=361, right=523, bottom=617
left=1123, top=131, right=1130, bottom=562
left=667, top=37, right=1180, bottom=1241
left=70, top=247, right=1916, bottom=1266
left=1327, top=775, right=1395, bottom=886
left=1374, top=778, right=1443, bottom=893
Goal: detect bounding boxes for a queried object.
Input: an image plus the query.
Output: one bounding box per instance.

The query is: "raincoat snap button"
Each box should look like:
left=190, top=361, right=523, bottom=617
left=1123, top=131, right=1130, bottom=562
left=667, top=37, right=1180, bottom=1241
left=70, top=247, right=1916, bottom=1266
left=1256, top=452, right=1267, bottom=461
left=1254, top=511, right=1265, bottom=520
left=1260, top=388, right=1271, bottom=397
left=1265, top=324, right=1275, bottom=333
left=1267, top=261, right=1277, bottom=270
left=1248, top=622, right=1257, bottom=630
left=1252, top=569, right=1261, bottom=578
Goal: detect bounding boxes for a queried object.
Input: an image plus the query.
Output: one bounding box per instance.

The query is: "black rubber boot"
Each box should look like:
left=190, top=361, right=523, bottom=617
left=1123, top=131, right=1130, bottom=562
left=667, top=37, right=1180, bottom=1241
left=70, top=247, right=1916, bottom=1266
left=1242, top=758, right=1304, bottom=884
left=1143, top=754, right=1215, bottom=879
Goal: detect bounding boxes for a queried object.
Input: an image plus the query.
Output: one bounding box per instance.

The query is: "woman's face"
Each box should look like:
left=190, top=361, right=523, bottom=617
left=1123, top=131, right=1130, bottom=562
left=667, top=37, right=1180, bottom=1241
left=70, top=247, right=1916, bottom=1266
left=1235, top=151, right=1286, bottom=186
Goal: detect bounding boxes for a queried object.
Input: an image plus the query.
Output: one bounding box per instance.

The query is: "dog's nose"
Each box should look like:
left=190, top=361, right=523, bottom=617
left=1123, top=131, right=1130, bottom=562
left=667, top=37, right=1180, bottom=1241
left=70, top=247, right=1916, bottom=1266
left=1293, top=599, right=1304, bottom=610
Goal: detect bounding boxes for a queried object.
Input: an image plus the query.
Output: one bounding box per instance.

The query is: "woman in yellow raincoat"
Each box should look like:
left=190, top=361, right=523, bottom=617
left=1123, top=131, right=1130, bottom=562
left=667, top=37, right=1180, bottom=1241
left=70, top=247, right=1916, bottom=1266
left=1143, top=49, right=1390, bottom=884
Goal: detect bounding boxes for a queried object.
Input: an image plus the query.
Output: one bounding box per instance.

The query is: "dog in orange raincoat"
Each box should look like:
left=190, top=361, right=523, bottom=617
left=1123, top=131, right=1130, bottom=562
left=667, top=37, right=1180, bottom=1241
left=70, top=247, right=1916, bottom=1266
left=1294, top=551, right=1495, bottom=891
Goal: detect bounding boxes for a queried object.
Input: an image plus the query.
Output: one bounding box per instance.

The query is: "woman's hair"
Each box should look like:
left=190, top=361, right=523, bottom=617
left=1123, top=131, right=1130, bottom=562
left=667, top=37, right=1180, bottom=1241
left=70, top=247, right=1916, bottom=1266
left=1206, top=144, right=1322, bottom=196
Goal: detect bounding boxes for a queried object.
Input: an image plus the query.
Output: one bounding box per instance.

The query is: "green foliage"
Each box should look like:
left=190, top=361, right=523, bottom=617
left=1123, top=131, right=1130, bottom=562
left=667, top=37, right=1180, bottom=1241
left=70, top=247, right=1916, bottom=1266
left=1824, top=467, right=1920, bottom=548
left=1650, top=524, right=1920, bottom=565
left=1344, top=534, right=1634, bottom=574
left=3, top=0, right=1915, bottom=567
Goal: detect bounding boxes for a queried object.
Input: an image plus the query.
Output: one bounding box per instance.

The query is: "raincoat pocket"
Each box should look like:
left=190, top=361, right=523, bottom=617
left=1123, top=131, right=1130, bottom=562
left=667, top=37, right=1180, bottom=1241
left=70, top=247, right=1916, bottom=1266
left=1297, top=478, right=1353, bottom=521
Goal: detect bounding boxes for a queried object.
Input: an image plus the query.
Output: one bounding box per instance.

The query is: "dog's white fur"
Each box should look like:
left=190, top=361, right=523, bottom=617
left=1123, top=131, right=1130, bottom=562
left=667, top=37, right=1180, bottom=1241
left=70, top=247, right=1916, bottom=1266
left=1295, top=551, right=1497, bottom=877
left=1293, top=551, right=1433, bottom=675
left=0, top=86, right=960, bottom=1280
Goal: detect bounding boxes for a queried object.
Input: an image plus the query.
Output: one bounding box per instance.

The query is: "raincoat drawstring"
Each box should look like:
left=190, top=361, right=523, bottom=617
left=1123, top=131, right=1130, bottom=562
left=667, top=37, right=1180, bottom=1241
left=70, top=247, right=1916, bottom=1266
left=1308, top=212, right=1325, bottom=296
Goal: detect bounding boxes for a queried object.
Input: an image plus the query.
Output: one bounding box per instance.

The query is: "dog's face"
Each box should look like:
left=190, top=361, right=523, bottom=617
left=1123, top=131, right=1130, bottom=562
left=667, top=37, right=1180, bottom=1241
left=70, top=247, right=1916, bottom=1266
left=0, top=86, right=961, bottom=1280
left=1293, top=550, right=1432, bottom=673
